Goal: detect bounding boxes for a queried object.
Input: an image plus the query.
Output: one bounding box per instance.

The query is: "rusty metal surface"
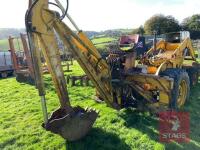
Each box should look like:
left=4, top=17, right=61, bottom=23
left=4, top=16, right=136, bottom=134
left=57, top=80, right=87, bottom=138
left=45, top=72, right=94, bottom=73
left=8, top=36, right=19, bottom=71
left=20, top=34, right=35, bottom=79
left=43, top=106, right=98, bottom=141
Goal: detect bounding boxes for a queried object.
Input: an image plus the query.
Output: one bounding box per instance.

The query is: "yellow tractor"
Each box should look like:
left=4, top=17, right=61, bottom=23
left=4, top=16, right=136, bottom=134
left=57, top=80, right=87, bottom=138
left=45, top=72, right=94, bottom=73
left=25, top=0, right=200, bottom=141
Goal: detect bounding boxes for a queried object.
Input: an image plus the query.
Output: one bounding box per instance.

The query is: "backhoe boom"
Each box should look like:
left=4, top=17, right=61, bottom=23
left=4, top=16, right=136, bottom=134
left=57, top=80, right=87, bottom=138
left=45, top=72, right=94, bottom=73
left=25, top=0, right=116, bottom=141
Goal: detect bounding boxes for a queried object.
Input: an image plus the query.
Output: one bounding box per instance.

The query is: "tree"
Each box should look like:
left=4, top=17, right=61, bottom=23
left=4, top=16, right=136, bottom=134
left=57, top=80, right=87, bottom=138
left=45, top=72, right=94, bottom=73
left=182, top=14, right=200, bottom=31
left=144, top=14, right=180, bottom=34
left=132, top=26, right=145, bottom=35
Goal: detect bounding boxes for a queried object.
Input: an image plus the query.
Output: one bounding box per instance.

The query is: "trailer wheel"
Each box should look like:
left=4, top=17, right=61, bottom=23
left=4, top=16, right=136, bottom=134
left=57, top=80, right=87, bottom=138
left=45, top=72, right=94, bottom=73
left=1, top=72, right=8, bottom=78
left=161, top=69, right=190, bottom=110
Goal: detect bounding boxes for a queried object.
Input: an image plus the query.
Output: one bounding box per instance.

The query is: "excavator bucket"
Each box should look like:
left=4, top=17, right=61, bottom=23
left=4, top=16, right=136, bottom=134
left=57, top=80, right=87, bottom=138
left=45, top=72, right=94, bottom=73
left=43, top=106, right=98, bottom=141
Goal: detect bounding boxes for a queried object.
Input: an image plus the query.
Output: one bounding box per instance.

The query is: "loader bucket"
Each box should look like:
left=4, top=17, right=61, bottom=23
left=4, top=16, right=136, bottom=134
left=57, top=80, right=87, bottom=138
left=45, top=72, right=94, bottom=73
left=42, top=106, right=98, bottom=141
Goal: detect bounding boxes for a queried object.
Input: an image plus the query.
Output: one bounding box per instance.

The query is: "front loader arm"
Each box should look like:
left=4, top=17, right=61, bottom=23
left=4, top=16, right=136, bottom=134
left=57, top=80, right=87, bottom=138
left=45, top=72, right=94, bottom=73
left=174, top=38, right=196, bottom=60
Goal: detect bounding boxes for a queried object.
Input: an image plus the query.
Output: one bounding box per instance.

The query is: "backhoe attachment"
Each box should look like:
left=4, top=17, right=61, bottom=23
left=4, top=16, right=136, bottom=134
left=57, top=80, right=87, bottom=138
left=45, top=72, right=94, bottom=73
left=25, top=0, right=102, bottom=141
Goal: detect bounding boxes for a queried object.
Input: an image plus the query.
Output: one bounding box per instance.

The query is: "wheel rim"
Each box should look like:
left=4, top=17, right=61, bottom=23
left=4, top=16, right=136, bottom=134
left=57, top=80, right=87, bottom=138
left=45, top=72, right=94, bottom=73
left=177, top=80, right=187, bottom=107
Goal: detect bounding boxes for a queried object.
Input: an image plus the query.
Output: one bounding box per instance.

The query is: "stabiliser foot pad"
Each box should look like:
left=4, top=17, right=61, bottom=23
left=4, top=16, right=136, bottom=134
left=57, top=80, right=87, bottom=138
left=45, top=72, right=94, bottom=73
left=42, top=106, right=98, bottom=141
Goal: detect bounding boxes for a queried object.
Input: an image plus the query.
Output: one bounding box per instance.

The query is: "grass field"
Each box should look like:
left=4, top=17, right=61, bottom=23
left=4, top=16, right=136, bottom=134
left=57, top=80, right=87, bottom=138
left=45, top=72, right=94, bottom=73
left=92, top=37, right=117, bottom=49
left=92, top=37, right=117, bottom=44
left=0, top=39, right=9, bottom=50
left=0, top=36, right=115, bottom=51
left=0, top=62, right=200, bottom=150
left=0, top=38, right=23, bottom=51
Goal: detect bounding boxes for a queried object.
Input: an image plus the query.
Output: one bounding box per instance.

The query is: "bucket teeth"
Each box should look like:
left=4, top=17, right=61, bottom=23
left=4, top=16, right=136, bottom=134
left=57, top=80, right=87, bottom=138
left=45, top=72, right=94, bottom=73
left=84, top=107, right=99, bottom=115
left=85, top=107, right=89, bottom=111
left=87, top=107, right=92, bottom=112
left=96, top=110, right=100, bottom=114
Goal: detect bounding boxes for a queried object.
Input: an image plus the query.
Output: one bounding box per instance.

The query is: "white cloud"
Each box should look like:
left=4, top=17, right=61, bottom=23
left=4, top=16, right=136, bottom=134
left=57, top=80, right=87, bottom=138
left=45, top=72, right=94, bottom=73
left=0, top=0, right=199, bottom=31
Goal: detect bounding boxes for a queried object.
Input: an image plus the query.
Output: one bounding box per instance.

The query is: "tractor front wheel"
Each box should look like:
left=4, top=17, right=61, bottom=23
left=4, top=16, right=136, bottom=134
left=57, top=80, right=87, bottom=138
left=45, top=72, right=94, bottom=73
left=161, top=69, right=190, bottom=110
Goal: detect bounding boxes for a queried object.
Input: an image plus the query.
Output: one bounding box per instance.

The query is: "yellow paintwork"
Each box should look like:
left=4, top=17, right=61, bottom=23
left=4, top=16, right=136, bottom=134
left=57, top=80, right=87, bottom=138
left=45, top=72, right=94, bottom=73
left=28, top=0, right=196, bottom=110
left=144, top=38, right=196, bottom=68
left=29, top=0, right=117, bottom=108
left=136, top=35, right=196, bottom=107
left=126, top=73, right=173, bottom=104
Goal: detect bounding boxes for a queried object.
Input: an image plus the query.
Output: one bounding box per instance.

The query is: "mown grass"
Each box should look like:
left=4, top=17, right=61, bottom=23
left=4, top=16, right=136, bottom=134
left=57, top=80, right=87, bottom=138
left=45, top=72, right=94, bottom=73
left=0, top=62, right=200, bottom=150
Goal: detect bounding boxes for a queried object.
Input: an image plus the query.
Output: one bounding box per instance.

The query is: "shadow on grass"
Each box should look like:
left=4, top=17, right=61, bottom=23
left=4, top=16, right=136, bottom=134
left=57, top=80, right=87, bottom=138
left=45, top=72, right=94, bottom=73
left=165, top=83, right=200, bottom=150
left=118, top=83, right=200, bottom=150
left=66, top=128, right=131, bottom=150
left=119, top=109, right=159, bottom=141
left=0, top=137, right=17, bottom=149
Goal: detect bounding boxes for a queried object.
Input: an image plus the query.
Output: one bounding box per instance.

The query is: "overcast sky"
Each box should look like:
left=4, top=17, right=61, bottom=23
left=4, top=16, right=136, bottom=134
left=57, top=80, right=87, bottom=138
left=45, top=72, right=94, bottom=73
left=0, top=0, right=199, bottom=31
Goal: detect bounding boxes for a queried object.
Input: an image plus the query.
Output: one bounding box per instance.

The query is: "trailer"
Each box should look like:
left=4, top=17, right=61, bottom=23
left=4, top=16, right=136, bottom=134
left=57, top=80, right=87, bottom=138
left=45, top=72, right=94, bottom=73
left=0, top=51, right=14, bottom=78
left=8, top=35, right=35, bottom=84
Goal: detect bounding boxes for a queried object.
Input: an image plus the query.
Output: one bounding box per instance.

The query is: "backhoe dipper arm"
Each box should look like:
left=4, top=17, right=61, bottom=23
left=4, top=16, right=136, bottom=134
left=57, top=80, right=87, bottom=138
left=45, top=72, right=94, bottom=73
left=26, top=0, right=117, bottom=109
left=53, top=20, right=117, bottom=108
left=26, top=0, right=73, bottom=112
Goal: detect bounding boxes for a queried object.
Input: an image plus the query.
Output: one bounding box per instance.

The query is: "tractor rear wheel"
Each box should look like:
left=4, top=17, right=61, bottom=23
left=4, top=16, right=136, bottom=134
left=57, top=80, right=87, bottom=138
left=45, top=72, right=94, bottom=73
left=161, top=69, right=190, bottom=110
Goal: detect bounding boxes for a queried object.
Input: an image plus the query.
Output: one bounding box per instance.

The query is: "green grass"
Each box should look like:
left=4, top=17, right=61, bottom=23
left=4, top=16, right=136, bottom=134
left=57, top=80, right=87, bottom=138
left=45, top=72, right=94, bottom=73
left=0, top=39, right=9, bottom=50
left=91, top=37, right=117, bottom=44
left=0, top=39, right=23, bottom=51
left=0, top=36, right=115, bottom=52
left=0, top=62, right=200, bottom=150
left=91, top=36, right=117, bottom=50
